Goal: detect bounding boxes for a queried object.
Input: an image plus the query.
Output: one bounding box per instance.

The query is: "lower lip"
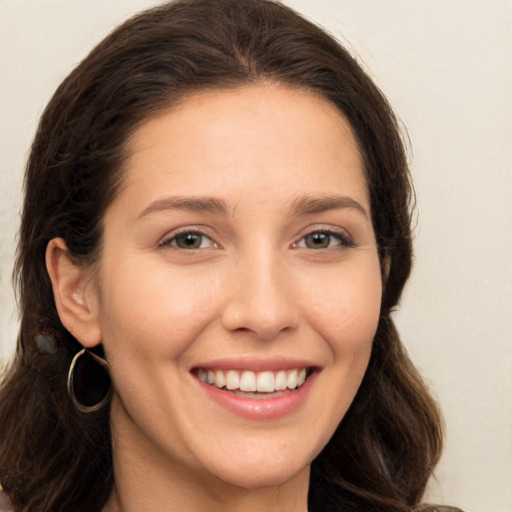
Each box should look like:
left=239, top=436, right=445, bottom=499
left=195, top=372, right=316, bottom=420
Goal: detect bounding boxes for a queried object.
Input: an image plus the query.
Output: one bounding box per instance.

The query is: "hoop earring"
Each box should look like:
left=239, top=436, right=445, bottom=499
left=67, top=348, right=112, bottom=413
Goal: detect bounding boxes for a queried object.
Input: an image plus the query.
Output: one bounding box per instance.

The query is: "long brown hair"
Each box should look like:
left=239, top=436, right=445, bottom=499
left=0, top=1, right=443, bottom=510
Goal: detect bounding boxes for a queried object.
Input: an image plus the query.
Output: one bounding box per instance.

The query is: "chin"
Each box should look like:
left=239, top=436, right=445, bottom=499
left=199, top=448, right=313, bottom=490
left=220, top=469, right=307, bottom=491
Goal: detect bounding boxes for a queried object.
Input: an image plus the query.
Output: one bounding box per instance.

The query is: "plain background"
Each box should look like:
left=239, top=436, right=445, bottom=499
left=0, top=1, right=510, bottom=510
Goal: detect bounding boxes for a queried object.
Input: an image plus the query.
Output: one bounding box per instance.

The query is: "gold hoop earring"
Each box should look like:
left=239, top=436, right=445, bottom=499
left=67, top=348, right=112, bottom=413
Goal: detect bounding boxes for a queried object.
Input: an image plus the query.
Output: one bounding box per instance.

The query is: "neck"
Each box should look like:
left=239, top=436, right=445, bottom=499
left=104, top=479, right=309, bottom=512
left=102, top=398, right=310, bottom=512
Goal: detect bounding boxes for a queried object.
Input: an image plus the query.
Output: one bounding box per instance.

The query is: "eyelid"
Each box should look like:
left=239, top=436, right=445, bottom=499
left=157, top=226, right=221, bottom=249
left=292, top=225, right=355, bottom=249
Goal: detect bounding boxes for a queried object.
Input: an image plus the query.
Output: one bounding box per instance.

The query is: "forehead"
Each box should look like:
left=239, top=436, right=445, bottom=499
left=119, top=84, right=368, bottom=211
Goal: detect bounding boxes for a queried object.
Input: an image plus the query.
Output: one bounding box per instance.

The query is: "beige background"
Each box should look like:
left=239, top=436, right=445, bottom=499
left=1, top=1, right=511, bottom=511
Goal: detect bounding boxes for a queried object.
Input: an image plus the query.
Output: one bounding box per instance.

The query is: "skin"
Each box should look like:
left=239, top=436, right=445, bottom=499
left=47, top=84, right=383, bottom=512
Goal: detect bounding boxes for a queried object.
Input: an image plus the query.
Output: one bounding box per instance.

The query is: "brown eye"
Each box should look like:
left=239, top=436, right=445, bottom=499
left=304, top=232, right=331, bottom=249
left=174, top=233, right=204, bottom=249
left=159, top=232, right=217, bottom=250
left=295, top=230, right=354, bottom=250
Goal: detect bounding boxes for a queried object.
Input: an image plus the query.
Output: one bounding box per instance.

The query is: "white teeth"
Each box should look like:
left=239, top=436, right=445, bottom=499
left=256, top=371, right=275, bottom=392
left=225, top=370, right=239, bottom=390
left=197, top=368, right=310, bottom=393
left=214, top=370, right=225, bottom=388
left=275, top=370, right=287, bottom=391
left=287, top=369, right=298, bottom=389
left=240, top=371, right=257, bottom=392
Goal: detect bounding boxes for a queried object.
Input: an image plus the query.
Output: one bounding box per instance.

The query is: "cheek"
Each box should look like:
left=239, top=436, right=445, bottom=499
left=305, top=262, right=382, bottom=354
left=97, top=259, right=224, bottom=356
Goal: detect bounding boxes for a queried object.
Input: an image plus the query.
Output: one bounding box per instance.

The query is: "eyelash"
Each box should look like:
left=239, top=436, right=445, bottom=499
left=157, top=227, right=354, bottom=251
left=157, top=230, right=218, bottom=250
left=293, top=227, right=355, bottom=250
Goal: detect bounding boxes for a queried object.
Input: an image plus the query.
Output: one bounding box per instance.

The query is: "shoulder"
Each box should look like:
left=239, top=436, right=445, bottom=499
left=418, top=506, right=465, bottom=512
left=0, top=487, right=14, bottom=512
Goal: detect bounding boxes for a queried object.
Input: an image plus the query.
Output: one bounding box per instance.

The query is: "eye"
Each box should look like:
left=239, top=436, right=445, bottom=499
left=158, top=231, right=217, bottom=250
left=294, top=230, right=354, bottom=250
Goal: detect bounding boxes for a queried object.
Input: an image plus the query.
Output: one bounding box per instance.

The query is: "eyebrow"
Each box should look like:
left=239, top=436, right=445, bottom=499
left=137, top=195, right=230, bottom=219
left=291, top=194, right=368, bottom=218
left=137, top=193, right=368, bottom=220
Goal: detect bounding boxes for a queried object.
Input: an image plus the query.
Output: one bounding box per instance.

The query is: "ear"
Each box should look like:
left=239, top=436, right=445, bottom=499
left=46, top=238, right=102, bottom=348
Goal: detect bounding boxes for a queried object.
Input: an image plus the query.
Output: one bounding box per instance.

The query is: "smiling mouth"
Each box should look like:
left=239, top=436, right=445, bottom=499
left=194, top=368, right=312, bottom=398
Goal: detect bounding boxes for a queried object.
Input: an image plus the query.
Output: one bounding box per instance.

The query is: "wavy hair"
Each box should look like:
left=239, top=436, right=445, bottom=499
left=0, top=1, right=443, bottom=510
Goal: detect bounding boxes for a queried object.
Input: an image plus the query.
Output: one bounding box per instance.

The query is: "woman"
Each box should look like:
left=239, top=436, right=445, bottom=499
left=0, top=0, right=458, bottom=510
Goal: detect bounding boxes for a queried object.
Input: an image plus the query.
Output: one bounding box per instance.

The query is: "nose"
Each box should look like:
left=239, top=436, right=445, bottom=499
left=221, top=250, right=299, bottom=340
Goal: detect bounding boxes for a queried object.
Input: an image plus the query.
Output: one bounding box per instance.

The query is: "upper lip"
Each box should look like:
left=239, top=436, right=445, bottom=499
left=190, top=357, right=321, bottom=373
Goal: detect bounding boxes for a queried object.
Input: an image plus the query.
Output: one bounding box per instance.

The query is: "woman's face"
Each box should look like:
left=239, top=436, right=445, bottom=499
left=89, top=85, right=382, bottom=490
